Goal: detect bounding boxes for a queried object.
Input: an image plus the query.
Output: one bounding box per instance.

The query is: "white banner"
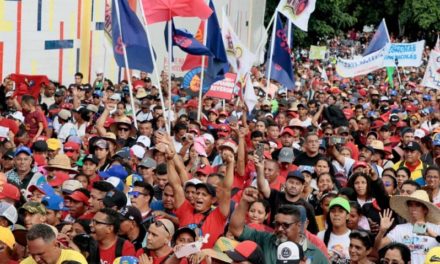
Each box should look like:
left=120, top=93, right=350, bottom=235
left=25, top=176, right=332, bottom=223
left=422, top=50, right=440, bottom=90
left=383, top=40, right=425, bottom=67
left=277, top=0, right=316, bottom=32
left=336, top=49, right=385, bottom=78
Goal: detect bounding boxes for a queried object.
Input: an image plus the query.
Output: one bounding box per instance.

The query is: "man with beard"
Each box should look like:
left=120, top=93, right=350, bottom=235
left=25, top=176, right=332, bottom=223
left=256, top=158, right=318, bottom=234
left=229, top=188, right=327, bottom=264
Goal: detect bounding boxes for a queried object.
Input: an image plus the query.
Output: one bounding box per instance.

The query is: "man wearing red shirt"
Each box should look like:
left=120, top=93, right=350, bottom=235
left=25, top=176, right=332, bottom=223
left=91, top=208, right=136, bottom=264
left=136, top=219, right=174, bottom=264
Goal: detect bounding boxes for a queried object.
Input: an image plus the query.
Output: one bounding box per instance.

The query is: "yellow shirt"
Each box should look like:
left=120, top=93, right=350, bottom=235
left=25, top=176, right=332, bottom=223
left=20, top=249, right=87, bottom=264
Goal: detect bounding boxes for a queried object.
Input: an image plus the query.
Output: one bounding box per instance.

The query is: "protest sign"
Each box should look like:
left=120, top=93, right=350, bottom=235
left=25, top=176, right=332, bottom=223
left=383, top=40, right=425, bottom=67
left=309, top=46, right=327, bottom=60
left=336, top=49, right=385, bottom=78
left=422, top=50, right=440, bottom=90
left=205, top=73, right=237, bottom=100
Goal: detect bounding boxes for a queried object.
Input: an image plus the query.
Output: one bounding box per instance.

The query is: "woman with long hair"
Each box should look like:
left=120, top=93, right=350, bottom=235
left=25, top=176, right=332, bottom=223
left=349, top=229, right=375, bottom=264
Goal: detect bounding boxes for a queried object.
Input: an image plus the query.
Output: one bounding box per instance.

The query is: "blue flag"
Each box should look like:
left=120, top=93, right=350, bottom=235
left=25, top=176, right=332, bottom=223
left=165, top=20, right=213, bottom=58
left=266, top=15, right=295, bottom=89
left=111, top=0, right=154, bottom=73
left=363, top=19, right=390, bottom=56
left=202, top=0, right=229, bottom=92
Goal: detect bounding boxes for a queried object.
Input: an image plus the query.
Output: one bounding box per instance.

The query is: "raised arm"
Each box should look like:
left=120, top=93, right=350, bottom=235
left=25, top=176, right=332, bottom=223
left=229, top=187, right=259, bottom=238
left=254, top=157, right=270, bottom=199
left=236, top=126, right=248, bottom=177
left=217, top=148, right=235, bottom=217
left=96, top=102, right=113, bottom=136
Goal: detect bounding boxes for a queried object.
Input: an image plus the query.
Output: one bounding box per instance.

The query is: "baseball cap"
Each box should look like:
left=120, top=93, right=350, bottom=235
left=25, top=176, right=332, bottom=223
left=195, top=183, right=216, bottom=197
left=136, top=136, right=151, bottom=148
left=286, top=170, right=305, bottom=183
left=99, top=165, right=128, bottom=180
left=130, top=145, right=146, bottom=159
left=225, top=241, right=264, bottom=264
left=0, top=226, right=15, bottom=250
left=0, top=183, right=21, bottom=201
left=280, top=128, right=295, bottom=137
left=41, top=194, right=68, bottom=211
left=3, top=149, right=14, bottom=160
left=425, top=246, right=440, bottom=264
left=196, top=164, right=214, bottom=176
left=184, top=178, right=203, bottom=189
left=21, top=202, right=47, bottom=215
left=278, top=148, right=294, bottom=163
left=14, top=146, right=32, bottom=157
left=46, top=138, right=62, bottom=151
left=277, top=241, right=304, bottom=264
left=48, top=171, right=70, bottom=187
left=138, top=157, right=157, bottom=169
left=106, top=177, right=125, bottom=192
left=119, top=206, right=142, bottom=224
left=28, top=183, right=55, bottom=196
left=219, top=139, right=238, bottom=153
left=67, top=190, right=90, bottom=205
left=403, top=141, right=422, bottom=152
left=103, top=189, right=127, bottom=209
left=61, top=179, right=83, bottom=194
left=83, top=154, right=99, bottom=165
left=32, top=140, right=48, bottom=152
left=113, top=256, right=139, bottom=264
left=125, top=174, right=143, bottom=187
left=95, top=139, right=109, bottom=149
left=64, top=141, right=80, bottom=154
left=329, top=197, right=351, bottom=213
left=0, top=202, right=18, bottom=225
left=353, top=161, right=368, bottom=170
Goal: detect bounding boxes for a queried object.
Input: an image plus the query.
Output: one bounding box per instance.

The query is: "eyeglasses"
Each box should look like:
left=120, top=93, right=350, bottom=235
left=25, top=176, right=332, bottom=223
left=128, top=191, right=149, bottom=198
left=91, top=219, right=112, bottom=226
left=273, top=221, right=297, bottom=230
left=153, top=220, right=171, bottom=234
left=379, top=258, right=404, bottom=264
left=118, top=127, right=130, bottom=132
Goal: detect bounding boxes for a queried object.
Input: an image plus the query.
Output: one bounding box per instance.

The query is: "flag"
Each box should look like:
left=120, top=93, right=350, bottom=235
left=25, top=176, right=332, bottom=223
left=386, top=67, right=395, bottom=88
left=164, top=19, right=213, bottom=58
left=141, top=0, right=212, bottom=25
left=277, top=0, right=316, bottom=32
left=181, top=21, right=208, bottom=71
left=421, top=50, right=440, bottom=90
left=309, top=45, right=327, bottom=60
left=434, top=35, right=440, bottom=52
left=244, top=75, right=258, bottom=113
left=9, top=74, right=49, bottom=102
left=203, top=0, right=229, bottom=91
left=363, top=19, right=390, bottom=56
left=221, top=10, right=255, bottom=78
left=112, top=0, right=154, bottom=73
left=266, top=15, right=295, bottom=89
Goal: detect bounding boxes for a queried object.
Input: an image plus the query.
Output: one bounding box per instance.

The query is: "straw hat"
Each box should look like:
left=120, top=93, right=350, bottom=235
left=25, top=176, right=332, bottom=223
left=110, top=117, right=137, bottom=137
left=102, top=132, right=117, bottom=144
left=45, top=154, right=78, bottom=174
left=369, top=140, right=387, bottom=155
left=390, top=190, right=440, bottom=224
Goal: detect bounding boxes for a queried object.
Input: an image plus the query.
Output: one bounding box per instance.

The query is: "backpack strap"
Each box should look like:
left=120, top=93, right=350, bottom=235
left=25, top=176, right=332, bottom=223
left=115, top=237, right=125, bottom=258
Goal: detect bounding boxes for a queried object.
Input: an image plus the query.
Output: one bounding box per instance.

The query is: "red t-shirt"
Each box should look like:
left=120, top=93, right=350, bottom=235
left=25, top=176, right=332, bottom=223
left=175, top=200, right=227, bottom=249
left=99, top=239, right=136, bottom=264
left=269, top=176, right=285, bottom=191
left=24, top=110, right=46, bottom=138
left=136, top=248, right=173, bottom=264
left=279, top=164, right=298, bottom=180
left=87, top=174, right=102, bottom=190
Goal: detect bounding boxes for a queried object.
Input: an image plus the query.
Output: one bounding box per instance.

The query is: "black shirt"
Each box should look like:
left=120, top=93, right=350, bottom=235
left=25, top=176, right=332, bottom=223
left=267, top=189, right=319, bottom=234
left=293, top=152, right=323, bottom=166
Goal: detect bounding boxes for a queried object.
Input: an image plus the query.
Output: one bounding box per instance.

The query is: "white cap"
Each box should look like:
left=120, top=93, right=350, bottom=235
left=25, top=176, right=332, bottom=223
left=414, top=129, right=426, bottom=139
left=380, top=96, right=389, bottom=101
left=0, top=201, right=18, bottom=225
left=202, top=133, right=215, bottom=144
left=136, top=136, right=151, bottom=148
left=184, top=178, right=202, bottom=188
left=109, top=93, right=121, bottom=102
left=277, top=241, right=303, bottom=263
left=9, top=111, right=24, bottom=123
left=130, top=145, right=145, bottom=159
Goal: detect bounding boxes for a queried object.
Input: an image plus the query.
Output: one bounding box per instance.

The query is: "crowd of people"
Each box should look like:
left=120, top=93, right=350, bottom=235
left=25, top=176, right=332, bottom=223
left=0, top=29, right=440, bottom=264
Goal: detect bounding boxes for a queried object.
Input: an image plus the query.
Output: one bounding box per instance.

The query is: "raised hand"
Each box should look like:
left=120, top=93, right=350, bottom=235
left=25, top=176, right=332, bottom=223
left=241, top=187, right=259, bottom=204
left=379, top=209, right=395, bottom=232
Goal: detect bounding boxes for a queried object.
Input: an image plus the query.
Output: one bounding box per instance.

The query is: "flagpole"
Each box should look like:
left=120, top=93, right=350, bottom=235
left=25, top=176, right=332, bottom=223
left=287, top=22, right=292, bottom=48
left=197, top=20, right=209, bottom=122
left=247, top=0, right=253, bottom=49
left=265, top=11, right=278, bottom=100
left=167, top=19, right=173, bottom=130
left=138, top=0, right=170, bottom=133
left=113, top=0, right=138, bottom=129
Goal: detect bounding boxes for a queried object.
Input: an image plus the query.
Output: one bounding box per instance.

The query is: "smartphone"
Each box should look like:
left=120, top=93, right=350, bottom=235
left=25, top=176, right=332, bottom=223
left=331, top=137, right=345, bottom=145
left=412, top=223, right=427, bottom=234
left=174, top=241, right=202, bottom=258
left=255, top=143, right=264, bottom=161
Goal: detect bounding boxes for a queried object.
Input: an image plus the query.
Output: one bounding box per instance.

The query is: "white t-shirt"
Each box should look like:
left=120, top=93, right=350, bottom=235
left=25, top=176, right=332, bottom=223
left=318, top=229, right=351, bottom=262
left=387, top=223, right=440, bottom=264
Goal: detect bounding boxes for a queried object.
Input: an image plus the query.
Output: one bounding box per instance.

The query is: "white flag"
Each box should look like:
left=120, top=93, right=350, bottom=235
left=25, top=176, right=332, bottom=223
left=434, top=35, right=440, bottom=52
left=222, top=10, right=256, bottom=78
left=277, top=0, right=316, bottom=32
left=422, top=50, right=440, bottom=90
left=244, top=75, right=258, bottom=113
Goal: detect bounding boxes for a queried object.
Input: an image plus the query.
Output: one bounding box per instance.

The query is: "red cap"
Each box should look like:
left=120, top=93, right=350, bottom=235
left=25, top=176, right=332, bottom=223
left=263, top=151, right=272, bottom=160
left=33, top=154, right=47, bottom=166
left=61, top=103, right=73, bottom=110
left=0, top=119, right=18, bottom=135
left=64, top=142, right=80, bottom=157
left=196, top=164, right=214, bottom=176
left=371, top=120, right=385, bottom=130
left=219, top=111, right=229, bottom=117
left=67, top=191, right=89, bottom=205
left=208, top=109, right=219, bottom=116
left=353, top=161, right=368, bottom=170
left=185, top=99, right=198, bottom=109
left=48, top=171, right=70, bottom=187
left=132, top=80, right=145, bottom=90
left=342, top=108, right=354, bottom=120
left=396, top=121, right=407, bottom=128
left=358, top=89, right=367, bottom=97
left=0, top=183, right=20, bottom=201
left=406, top=104, right=418, bottom=113
left=280, top=128, right=295, bottom=137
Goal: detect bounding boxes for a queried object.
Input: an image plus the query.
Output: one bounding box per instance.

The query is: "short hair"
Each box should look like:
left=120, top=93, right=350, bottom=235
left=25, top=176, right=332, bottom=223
left=21, top=95, right=36, bottom=106
left=133, top=181, right=154, bottom=203
left=251, top=130, right=264, bottom=139
left=379, top=242, right=411, bottom=263
left=174, top=122, right=188, bottom=133
left=424, top=166, right=440, bottom=179
left=99, top=208, right=120, bottom=234
left=304, top=132, right=319, bottom=141
left=208, top=173, right=225, bottom=181
left=349, top=229, right=373, bottom=249
left=401, top=179, right=421, bottom=190
left=74, top=72, right=83, bottom=79
left=92, top=181, right=114, bottom=193
left=27, top=224, right=56, bottom=243
left=276, top=204, right=301, bottom=221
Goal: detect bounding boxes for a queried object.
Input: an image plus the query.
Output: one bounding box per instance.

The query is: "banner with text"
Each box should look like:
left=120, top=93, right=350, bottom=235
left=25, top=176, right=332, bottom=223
left=205, top=73, right=237, bottom=100
left=383, top=40, right=425, bottom=67
left=336, top=49, right=385, bottom=78
left=421, top=50, right=440, bottom=90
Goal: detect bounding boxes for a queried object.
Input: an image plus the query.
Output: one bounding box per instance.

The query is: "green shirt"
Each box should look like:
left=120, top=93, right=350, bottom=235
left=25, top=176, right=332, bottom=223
left=238, top=226, right=328, bottom=264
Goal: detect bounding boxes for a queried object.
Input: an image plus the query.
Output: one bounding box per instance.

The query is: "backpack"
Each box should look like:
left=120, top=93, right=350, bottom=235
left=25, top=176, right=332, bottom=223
left=115, top=237, right=126, bottom=258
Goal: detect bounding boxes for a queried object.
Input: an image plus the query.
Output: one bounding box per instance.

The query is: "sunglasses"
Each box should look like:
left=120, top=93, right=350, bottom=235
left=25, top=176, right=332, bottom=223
left=153, top=220, right=171, bottom=234
left=128, top=191, right=149, bottom=198
left=118, top=127, right=130, bottom=132
left=91, top=219, right=112, bottom=226
left=272, top=221, right=297, bottom=230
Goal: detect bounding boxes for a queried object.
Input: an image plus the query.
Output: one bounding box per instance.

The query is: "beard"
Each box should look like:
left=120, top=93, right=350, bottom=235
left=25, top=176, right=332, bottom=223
left=275, top=234, right=288, bottom=246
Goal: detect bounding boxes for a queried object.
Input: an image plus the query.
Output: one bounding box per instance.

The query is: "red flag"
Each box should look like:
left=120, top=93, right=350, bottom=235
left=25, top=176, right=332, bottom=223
left=9, top=74, right=49, bottom=102
left=141, top=0, right=212, bottom=25
left=181, top=21, right=208, bottom=71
